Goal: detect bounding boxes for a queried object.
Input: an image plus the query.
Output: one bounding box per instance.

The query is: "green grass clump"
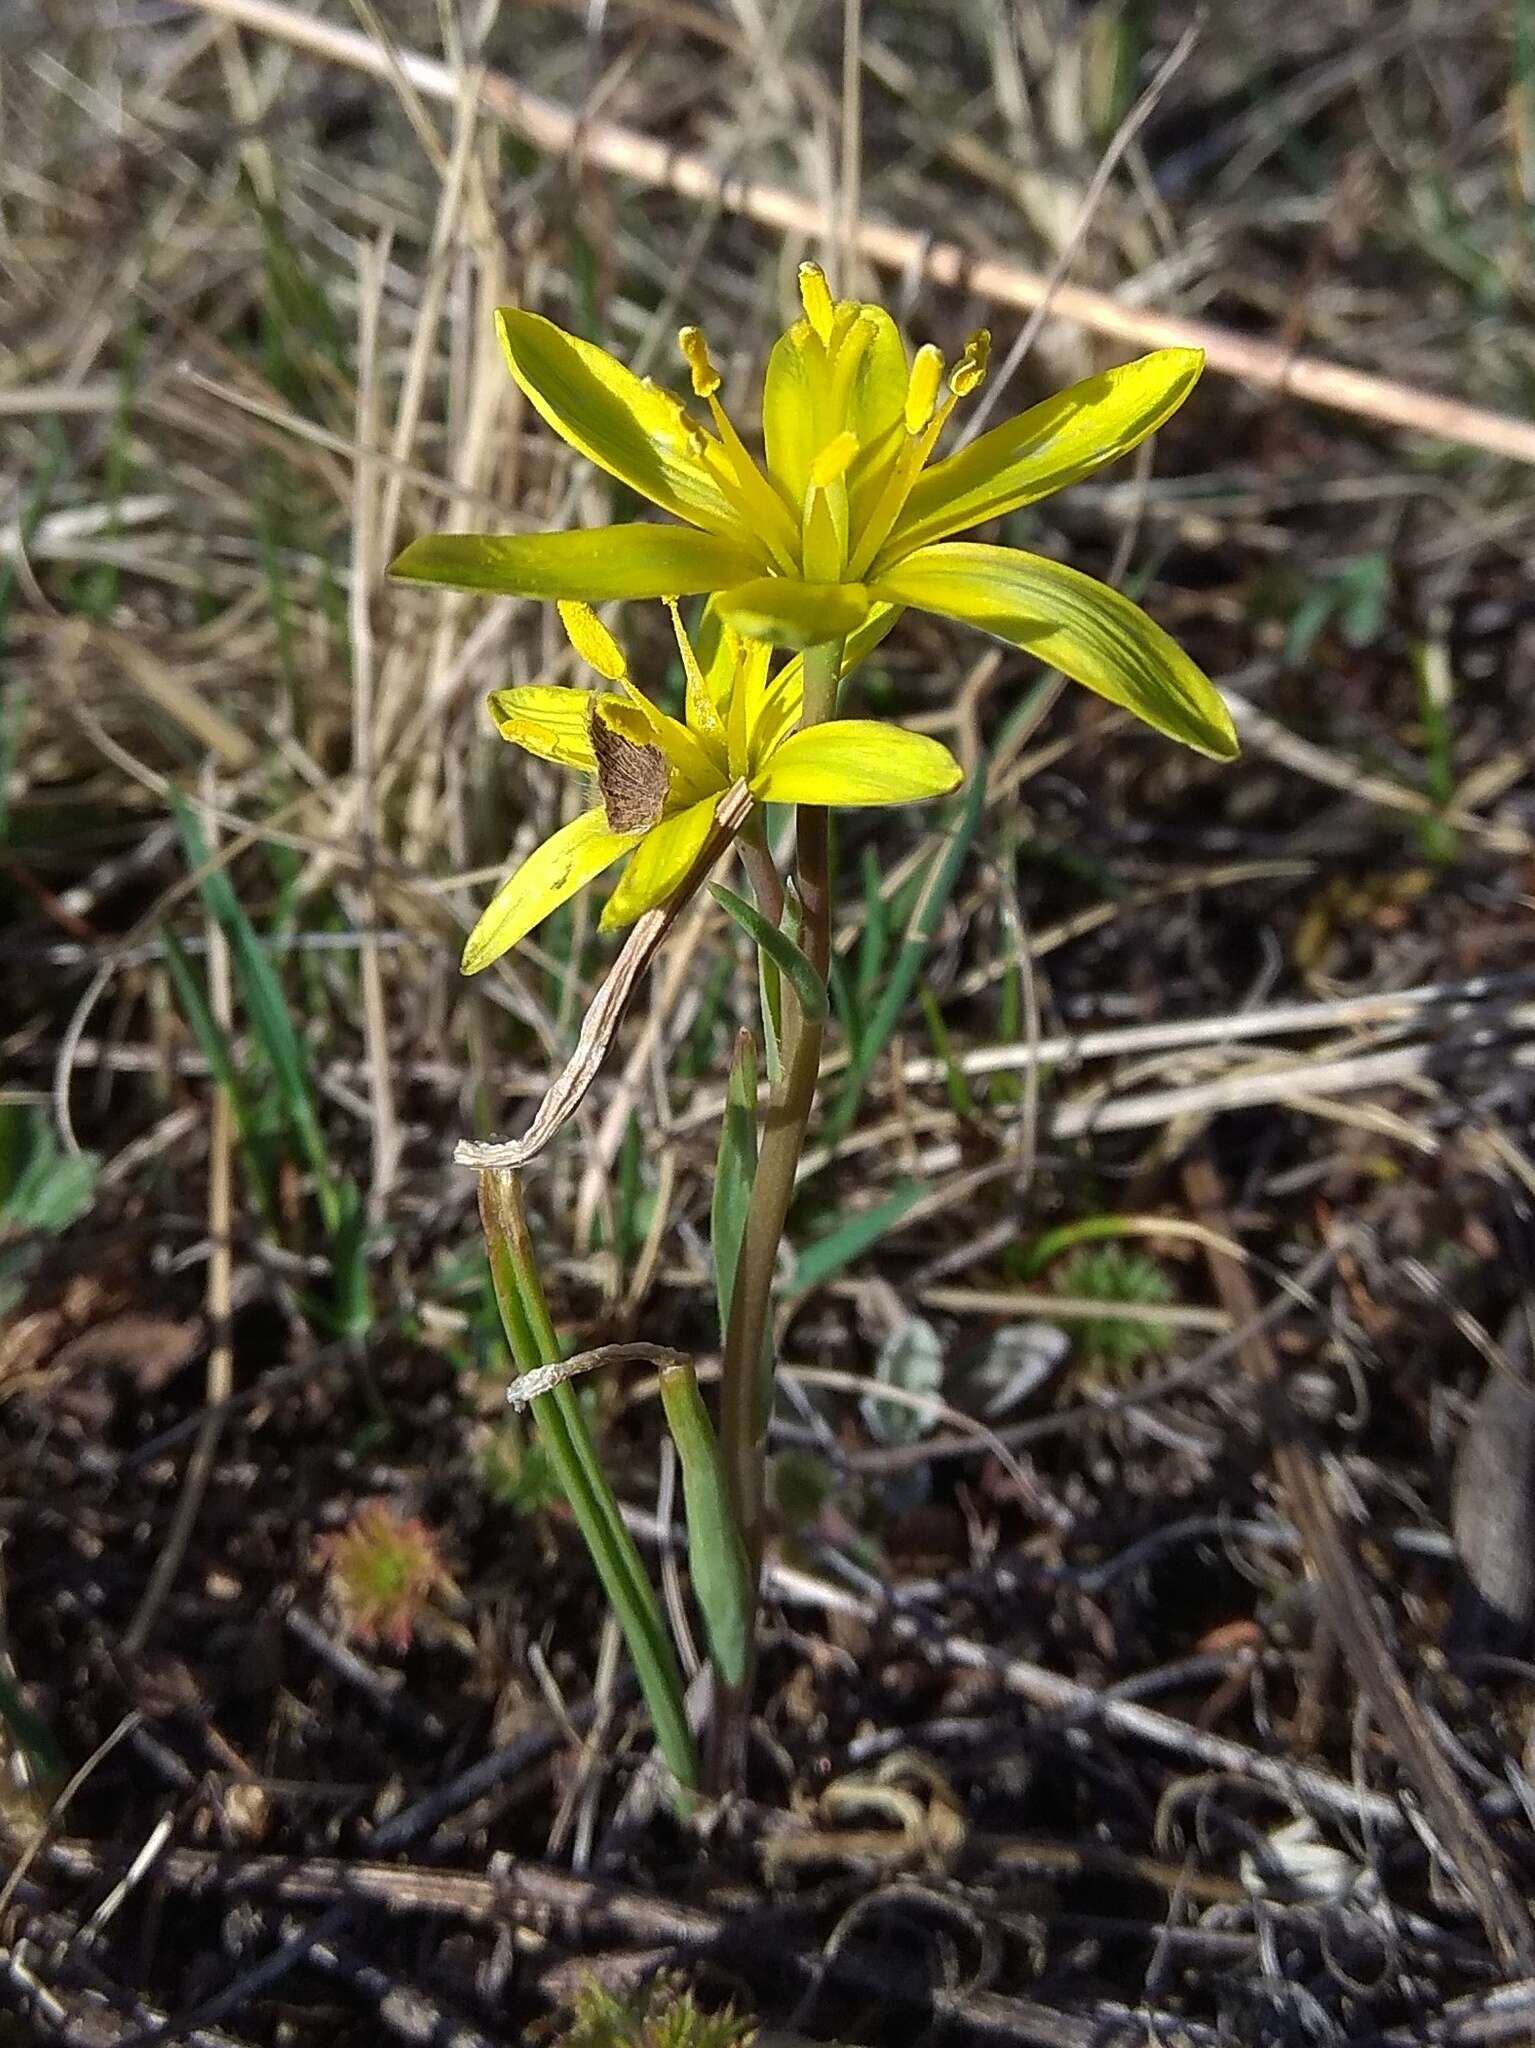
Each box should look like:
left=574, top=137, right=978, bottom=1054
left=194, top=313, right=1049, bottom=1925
left=0, top=1105, right=99, bottom=1315
left=555, top=1976, right=754, bottom=2048
left=1061, top=1244, right=1178, bottom=1378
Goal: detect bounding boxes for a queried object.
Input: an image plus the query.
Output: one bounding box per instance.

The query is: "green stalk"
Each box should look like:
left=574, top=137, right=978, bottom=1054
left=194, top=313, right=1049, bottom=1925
left=658, top=1357, right=753, bottom=1690
left=477, top=1171, right=699, bottom=1793
left=713, top=635, right=842, bottom=1786
left=739, top=815, right=786, bottom=1084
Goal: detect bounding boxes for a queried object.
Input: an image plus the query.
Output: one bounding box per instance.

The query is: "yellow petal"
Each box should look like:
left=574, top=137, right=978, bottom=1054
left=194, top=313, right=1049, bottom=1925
left=558, top=600, right=628, bottom=680
left=754, top=720, right=963, bottom=805
left=599, top=797, right=721, bottom=930
left=842, top=307, right=908, bottom=449
left=875, top=541, right=1238, bottom=760
left=694, top=600, right=760, bottom=723
left=715, top=576, right=874, bottom=649
left=462, top=809, right=638, bottom=973
left=762, top=323, right=819, bottom=507
left=389, top=524, right=759, bottom=601
left=485, top=686, right=598, bottom=770
left=495, top=308, right=749, bottom=542
left=884, top=348, right=1205, bottom=561
left=748, top=602, right=905, bottom=770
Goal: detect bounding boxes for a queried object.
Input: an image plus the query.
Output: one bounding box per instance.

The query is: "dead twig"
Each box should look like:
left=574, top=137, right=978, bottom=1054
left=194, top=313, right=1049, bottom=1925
left=456, top=782, right=753, bottom=1171
left=1183, top=1151, right=1535, bottom=1973
left=44, top=1837, right=1222, bottom=2047
left=174, top=0, right=1535, bottom=466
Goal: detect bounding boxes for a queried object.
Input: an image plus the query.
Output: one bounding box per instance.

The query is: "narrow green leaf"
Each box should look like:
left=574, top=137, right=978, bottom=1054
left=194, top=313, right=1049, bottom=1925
left=827, top=953, right=862, bottom=1063
left=659, top=1358, right=754, bottom=1689
left=168, top=792, right=338, bottom=1231
left=712, top=1030, right=758, bottom=1334
left=159, top=926, right=277, bottom=1231
left=709, top=881, right=827, bottom=1024
left=854, top=844, right=888, bottom=1010
left=918, top=985, right=977, bottom=1119
left=479, top=1170, right=699, bottom=1794
left=793, top=1179, right=928, bottom=1295
left=820, top=763, right=986, bottom=1153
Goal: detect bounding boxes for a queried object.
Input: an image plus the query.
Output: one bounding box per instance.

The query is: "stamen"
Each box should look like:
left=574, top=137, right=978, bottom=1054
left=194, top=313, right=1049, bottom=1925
left=695, top=439, right=800, bottom=575
left=798, top=262, right=836, bottom=345
left=678, top=325, right=721, bottom=398
left=557, top=600, right=628, bottom=682
left=644, top=377, right=711, bottom=459
left=904, top=345, right=944, bottom=434
left=949, top=329, right=990, bottom=398
left=680, top=354, right=802, bottom=572
left=808, top=430, right=859, bottom=490
left=665, top=598, right=725, bottom=754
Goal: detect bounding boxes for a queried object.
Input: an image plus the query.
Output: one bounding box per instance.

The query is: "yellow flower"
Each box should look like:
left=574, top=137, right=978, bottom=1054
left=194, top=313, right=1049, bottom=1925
left=391, top=266, right=1236, bottom=761
left=460, top=602, right=960, bottom=974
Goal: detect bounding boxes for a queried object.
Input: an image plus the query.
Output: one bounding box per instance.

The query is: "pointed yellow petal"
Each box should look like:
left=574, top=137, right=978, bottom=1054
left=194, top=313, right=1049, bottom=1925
left=715, top=576, right=873, bottom=649
left=462, top=809, right=638, bottom=973
left=390, top=524, right=759, bottom=602
left=599, top=798, right=721, bottom=930
left=875, top=541, right=1238, bottom=760
left=485, top=686, right=598, bottom=769
left=842, top=307, right=908, bottom=449
left=754, top=720, right=962, bottom=806
left=884, top=348, right=1205, bottom=560
left=495, top=308, right=750, bottom=542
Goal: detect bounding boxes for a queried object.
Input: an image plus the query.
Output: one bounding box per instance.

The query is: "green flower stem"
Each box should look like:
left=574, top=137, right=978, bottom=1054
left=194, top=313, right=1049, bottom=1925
left=477, top=1170, right=700, bottom=1794
left=739, top=815, right=786, bottom=1084
left=714, top=635, right=842, bottom=1786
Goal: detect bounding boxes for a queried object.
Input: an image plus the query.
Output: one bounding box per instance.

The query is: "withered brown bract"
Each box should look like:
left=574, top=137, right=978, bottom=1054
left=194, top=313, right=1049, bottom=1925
left=589, top=702, right=669, bottom=833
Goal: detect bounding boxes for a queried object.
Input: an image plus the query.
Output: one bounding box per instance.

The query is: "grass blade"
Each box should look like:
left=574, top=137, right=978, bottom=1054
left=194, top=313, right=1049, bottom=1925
left=792, top=1179, right=928, bottom=1296
left=168, top=791, right=338, bottom=1228
left=479, top=1170, right=699, bottom=1794
left=820, top=763, right=986, bottom=1154
left=712, top=1030, right=758, bottom=1333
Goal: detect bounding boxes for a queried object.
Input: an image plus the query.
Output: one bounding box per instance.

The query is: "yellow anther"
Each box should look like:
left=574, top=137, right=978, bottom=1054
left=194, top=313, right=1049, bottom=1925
left=904, top=345, right=944, bottom=434
left=678, top=325, right=720, bottom=398
left=808, top=429, right=859, bottom=490
left=798, top=262, right=836, bottom=345
left=949, top=329, right=991, bottom=398
left=557, top=600, right=628, bottom=683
